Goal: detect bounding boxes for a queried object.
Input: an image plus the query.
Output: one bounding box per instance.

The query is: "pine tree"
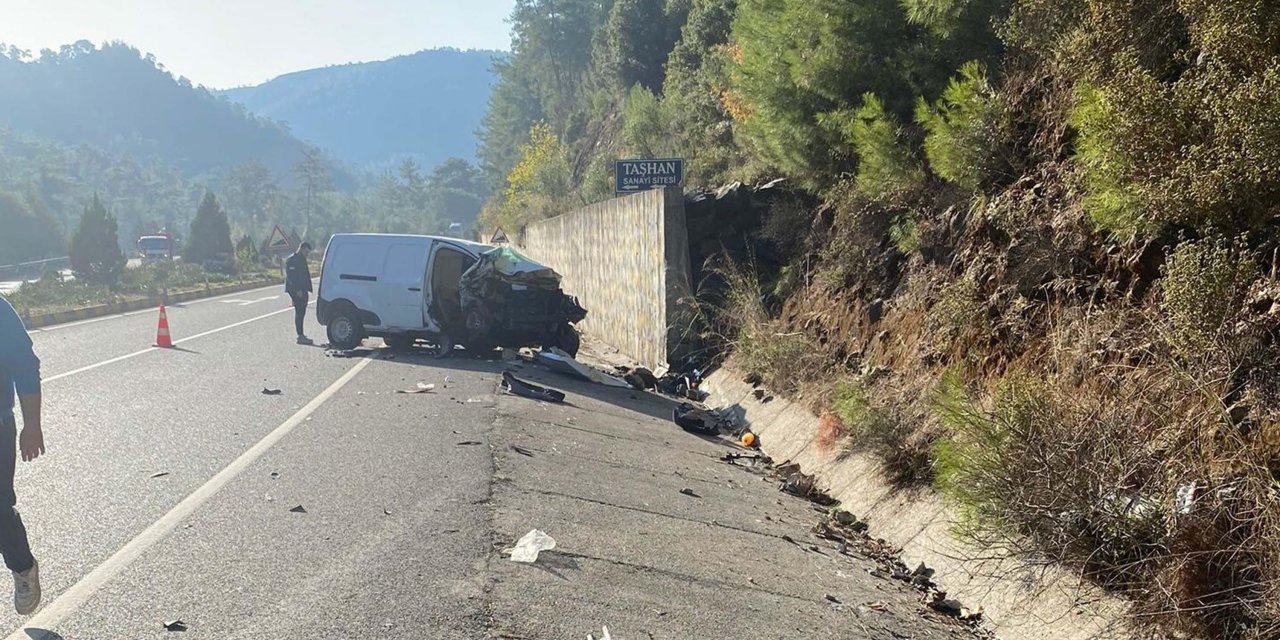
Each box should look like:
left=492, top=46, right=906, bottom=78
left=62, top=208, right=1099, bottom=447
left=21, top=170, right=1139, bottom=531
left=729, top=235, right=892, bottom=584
left=69, top=194, right=126, bottom=285
left=186, top=192, right=234, bottom=271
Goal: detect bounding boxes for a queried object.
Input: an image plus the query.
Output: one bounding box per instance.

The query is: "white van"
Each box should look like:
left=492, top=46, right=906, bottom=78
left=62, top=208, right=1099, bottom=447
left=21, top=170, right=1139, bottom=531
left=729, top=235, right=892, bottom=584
left=316, top=234, right=488, bottom=353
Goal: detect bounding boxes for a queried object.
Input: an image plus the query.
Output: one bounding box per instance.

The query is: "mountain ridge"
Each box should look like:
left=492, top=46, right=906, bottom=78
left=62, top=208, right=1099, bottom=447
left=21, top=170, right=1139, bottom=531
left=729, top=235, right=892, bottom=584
left=221, top=48, right=503, bottom=170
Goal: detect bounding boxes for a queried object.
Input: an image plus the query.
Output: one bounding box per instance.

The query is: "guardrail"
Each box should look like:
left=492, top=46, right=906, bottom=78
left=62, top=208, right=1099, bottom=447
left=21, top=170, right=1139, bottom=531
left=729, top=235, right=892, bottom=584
left=0, top=256, right=70, bottom=279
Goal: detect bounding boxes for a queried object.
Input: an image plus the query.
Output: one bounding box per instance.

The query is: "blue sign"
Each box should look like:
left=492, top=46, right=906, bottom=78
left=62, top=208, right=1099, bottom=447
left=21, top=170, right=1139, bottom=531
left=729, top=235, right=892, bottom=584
left=615, top=159, right=685, bottom=195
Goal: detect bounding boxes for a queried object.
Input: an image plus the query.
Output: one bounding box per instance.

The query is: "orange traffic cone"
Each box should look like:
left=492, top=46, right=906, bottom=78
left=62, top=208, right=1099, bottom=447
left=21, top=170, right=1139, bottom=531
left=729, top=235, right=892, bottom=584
left=155, top=304, right=174, bottom=348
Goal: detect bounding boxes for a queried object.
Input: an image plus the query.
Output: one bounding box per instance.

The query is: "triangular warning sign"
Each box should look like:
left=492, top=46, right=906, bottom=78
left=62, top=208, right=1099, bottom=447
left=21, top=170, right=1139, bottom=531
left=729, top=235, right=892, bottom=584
left=489, top=227, right=509, bottom=244
left=267, top=225, right=291, bottom=250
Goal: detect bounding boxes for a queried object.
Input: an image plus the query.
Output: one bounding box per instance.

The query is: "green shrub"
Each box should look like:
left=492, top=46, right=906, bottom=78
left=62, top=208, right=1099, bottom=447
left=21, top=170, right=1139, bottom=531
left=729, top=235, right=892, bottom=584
left=932, top=372, right=1168, bottom=574
left=916, top=61, right=1004, bottom=191
left=1159, top=236, right=1257, bottom=362
left=889, top=214, right=921, bottom=254
left=842, top=94, right=927, bottom=200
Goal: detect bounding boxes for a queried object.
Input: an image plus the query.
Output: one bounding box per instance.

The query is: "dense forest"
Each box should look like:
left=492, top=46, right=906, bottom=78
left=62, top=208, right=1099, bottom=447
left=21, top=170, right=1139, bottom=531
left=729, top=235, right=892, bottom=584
left=0, top=42, right=490, bottom=266
left=478, top=2, right=1280, bottom=638
left=222, top=48, right=502, bottom=170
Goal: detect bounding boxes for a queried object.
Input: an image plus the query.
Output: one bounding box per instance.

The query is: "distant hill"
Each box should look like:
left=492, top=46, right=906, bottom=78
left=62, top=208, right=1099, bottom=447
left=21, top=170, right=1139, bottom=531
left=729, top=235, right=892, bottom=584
left=0, top=41, right=318, bottom=181
left=221, top=48, right=502, bottom=169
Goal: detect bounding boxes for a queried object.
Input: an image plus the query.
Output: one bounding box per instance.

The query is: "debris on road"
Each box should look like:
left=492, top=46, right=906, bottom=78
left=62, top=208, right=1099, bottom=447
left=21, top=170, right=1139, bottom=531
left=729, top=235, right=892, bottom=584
left=149, top=471, right=170, bottom=478
left=535, top=348, right=630, bottom=388
left=825, top=594, right=842, bottom=604
left=289, top=505, right=307, bottom=514
left=270, top=471, right=281, bottom=480
left=457, top=441, right=483, bottom=446
left=501, top=371, right=566, bottom=403
left=162, top=620, right=188, bottom=632
left=586, top=625, right=613, bottom=640
left=656, top=360, right=707, bottom=400
left=395, top=382, right=436, bottom=394
left=620, top=366, right=658, bottom=391
left=740, top=432, right=758, bottom=448
left=511, top=445, right=535, bottom=457
left=261, top=388, right=283, bottom=395
left=720, top=452, right=770, bottom=465
left=508, top=529, right=557, bottom=563
left=325, top=347, right=372, bottom=358
left=679, top=488, right=700, bottom=498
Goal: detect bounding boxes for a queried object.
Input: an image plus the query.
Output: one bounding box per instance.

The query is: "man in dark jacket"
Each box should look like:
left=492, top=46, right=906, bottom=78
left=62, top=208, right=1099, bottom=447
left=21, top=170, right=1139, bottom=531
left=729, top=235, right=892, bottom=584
left=0, top=294, right=44, bottom=615
left=286, top=242, right=314, bottom=344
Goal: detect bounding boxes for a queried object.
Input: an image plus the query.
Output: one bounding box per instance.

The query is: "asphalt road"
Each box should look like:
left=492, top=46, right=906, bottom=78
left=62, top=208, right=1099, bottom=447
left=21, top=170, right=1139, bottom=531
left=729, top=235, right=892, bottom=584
left=7, top=284, right=985, bottom=639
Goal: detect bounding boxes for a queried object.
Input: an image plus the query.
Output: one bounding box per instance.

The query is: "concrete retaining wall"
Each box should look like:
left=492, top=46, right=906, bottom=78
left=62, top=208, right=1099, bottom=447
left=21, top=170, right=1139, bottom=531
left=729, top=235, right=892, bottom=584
left=520, top=188, right=692, bottom=371
left=704, top=369, right=1134, bottom=640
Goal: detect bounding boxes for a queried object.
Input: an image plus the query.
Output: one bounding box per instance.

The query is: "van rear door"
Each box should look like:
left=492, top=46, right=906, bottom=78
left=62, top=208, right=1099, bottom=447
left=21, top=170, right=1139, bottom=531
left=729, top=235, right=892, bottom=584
left=375, top=241, right=430, bottom=329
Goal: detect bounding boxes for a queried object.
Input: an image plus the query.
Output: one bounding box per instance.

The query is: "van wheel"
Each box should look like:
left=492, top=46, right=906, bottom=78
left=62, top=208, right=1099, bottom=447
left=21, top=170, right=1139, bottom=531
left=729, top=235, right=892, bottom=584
left=385, top=335, right=416, bottom=352
left=554, top=324, right=581, bottom=358
left=326, top=311, right=363, bottom=350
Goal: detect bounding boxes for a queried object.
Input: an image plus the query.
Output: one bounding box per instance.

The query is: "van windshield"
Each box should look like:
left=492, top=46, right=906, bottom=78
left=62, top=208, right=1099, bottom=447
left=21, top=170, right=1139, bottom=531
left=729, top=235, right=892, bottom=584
left=139, top=237, right=169, bottom=251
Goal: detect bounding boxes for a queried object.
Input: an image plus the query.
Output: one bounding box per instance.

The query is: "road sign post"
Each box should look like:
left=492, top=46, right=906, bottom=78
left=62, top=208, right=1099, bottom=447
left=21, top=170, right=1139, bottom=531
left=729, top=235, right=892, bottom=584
left=615, top=159, right=684, bottom=196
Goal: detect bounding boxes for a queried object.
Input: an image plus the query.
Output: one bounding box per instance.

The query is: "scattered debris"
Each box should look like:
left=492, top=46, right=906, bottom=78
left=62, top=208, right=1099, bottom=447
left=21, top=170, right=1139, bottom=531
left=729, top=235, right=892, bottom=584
left=162, top=620, right=188, bottom=632
left=270, top=471, right=281, bottom=480
left=622, top=367, right=658, bottom=391
left=743, top=372, right=763, bottom=387
left=396, top=383, right=436, bottom=394
left=678, top=488, right=700, bottom=498
left=149, top=471, right=170, bottom=479
left=383, top=507, right=392, bottom=516
left=586, top=625, right=614, bottom=640
left=825, top=594, right=841, bottom=604
left=752, top=389, right=766, bottom=401
left=457, top=441, right=483, bottom=446
left=508, top=529, right=557, bottom=563
left=536, top=349, right=630, bottom=388
left=501, top=371, right=566, bottom=403
left=511, top=445, right=535, bottom=457
left=325, top=348, right=370, bottom=358
left=1176, top=481, right=1198, bottom=515
left=926, top=591, right=965, bottom=616
left=289, top=505, right=307, bottom=514
left=261, top=388, right=282, bottom=395
left=720, top=452, right=770, bottom=465
left=740, top=432, right=758, bottom=448
left=781, top=472, right=816, bottom=498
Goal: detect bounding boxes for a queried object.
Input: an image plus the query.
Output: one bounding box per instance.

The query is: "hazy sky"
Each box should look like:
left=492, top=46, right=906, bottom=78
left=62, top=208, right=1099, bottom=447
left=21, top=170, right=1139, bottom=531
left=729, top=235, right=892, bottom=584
left=1, top=0, right=516, bottom=88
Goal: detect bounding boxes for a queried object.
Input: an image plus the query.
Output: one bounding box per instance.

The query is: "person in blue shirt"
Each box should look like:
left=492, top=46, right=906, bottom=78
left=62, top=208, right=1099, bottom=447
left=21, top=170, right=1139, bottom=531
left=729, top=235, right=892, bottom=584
left=0, top=295, right=43, bottom=615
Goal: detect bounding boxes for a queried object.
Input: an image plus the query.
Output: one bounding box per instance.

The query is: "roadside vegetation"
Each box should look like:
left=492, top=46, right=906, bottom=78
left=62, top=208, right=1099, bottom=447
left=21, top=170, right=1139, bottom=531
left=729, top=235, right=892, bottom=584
left=9, top=190, right=279, bottom=318
left=479, top=1, right=1280, bottom=637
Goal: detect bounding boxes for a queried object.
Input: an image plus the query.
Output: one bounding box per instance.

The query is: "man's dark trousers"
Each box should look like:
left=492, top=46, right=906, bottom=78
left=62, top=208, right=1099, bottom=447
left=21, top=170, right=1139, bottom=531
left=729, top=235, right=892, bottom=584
left=292, top=292, right=309, bottom=336
left=0, top=416, right=33, bottom=573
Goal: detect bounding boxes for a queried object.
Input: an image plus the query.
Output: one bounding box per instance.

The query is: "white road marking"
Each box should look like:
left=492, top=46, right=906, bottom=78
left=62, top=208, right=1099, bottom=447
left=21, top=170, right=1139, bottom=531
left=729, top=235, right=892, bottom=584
left=219, top=295, right=280, bottom=306
left=9, top=357, right=376, bottom=640
left=43, top=305, right=302, bottom=383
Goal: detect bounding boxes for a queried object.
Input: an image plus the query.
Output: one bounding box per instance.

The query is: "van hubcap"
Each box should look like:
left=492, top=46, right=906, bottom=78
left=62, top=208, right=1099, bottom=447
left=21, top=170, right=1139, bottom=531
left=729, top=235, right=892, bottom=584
left=332, top=318, right=354, bottom=342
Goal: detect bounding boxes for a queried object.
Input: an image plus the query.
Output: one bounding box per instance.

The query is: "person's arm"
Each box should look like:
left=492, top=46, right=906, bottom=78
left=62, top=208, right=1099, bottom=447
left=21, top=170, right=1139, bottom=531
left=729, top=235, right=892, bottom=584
left=0, top=299, right=43, bottom=461
left=17, top=394, right=42, bottom=462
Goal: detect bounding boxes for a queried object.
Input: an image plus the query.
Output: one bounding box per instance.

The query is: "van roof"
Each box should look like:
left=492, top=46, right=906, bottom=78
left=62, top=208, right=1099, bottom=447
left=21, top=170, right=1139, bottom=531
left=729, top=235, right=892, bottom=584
left=328, top=233, right=490, bottom=254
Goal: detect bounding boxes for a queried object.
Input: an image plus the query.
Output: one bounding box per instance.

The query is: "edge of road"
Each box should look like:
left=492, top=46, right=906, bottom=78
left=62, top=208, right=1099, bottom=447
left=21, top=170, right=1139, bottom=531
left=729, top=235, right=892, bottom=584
left=19, top=277, right=283, bottom=330
left=701, top=367, right=1135, bottom=640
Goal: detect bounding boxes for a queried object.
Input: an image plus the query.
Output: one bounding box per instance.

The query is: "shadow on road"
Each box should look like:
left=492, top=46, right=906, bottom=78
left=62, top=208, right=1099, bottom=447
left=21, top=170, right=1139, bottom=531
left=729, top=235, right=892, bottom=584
left=379, top=346, right=738, bottom=449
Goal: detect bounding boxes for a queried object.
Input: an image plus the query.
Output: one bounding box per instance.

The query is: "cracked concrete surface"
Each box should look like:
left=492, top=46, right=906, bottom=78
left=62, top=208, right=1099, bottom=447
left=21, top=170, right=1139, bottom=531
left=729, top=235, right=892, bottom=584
left=483, top=364, right=985, bottom=640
